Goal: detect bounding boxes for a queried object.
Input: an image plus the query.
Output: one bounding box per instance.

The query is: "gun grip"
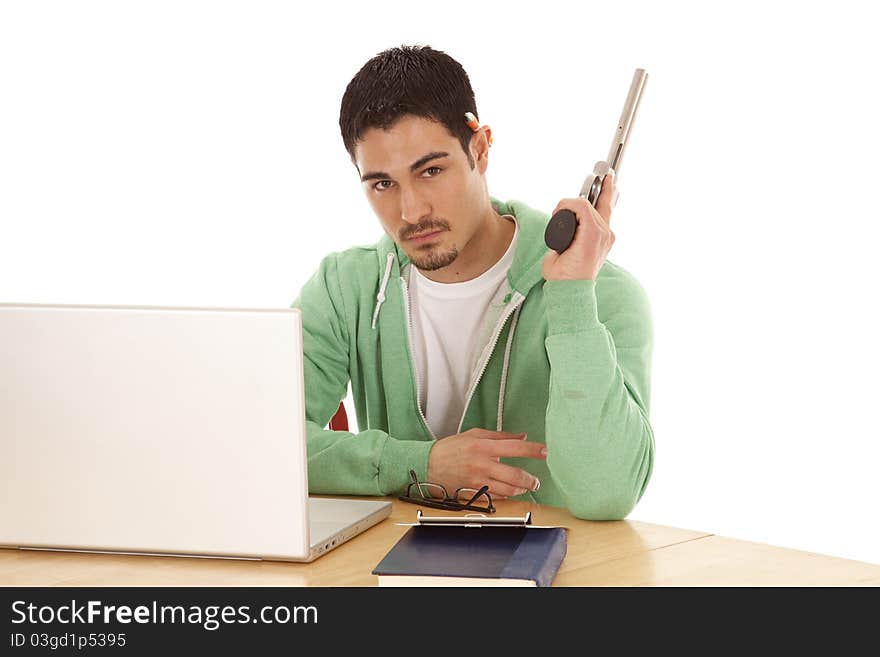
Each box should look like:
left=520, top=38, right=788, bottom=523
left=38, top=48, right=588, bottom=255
left=544, top=209, right=578, bottom=254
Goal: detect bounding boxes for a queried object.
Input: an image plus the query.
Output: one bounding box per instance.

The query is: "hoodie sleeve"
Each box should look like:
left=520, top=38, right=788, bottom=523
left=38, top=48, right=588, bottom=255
left=290, top=254, right=434, bottom=496
left=541, top=270, right=655, bottom=520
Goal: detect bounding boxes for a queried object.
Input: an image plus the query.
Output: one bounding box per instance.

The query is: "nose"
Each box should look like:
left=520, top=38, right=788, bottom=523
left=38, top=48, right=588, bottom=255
left=399, top=185, right=431, bottom=226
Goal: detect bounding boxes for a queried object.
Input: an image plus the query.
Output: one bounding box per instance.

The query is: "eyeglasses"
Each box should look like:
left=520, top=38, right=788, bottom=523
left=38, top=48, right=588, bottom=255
left=399, top=469, right=496, bottom=513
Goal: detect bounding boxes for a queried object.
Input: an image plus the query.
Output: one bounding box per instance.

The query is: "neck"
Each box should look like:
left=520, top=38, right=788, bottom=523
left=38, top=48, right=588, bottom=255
left=418, top=204, right=514, bottom=284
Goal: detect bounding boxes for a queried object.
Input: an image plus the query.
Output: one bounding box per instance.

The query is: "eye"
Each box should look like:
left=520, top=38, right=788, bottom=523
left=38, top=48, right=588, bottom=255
left=372, top=180, right=393, bottom=192
left=423, top=166, right=443, bottom=177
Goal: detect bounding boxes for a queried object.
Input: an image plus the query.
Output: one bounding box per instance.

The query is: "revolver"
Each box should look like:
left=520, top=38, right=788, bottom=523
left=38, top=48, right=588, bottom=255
left=544, top=68, right=648, bottom=254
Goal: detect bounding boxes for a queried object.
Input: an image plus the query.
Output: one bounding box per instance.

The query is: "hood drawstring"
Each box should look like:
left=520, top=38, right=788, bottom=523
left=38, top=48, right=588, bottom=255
left=496, top=303, right=522, bottom=431
left=371, top=252, right=396, bottom=329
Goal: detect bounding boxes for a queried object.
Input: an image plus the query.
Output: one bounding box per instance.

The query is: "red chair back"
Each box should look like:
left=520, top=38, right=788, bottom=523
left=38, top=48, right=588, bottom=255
left=328, top=402, right=348, bottom=431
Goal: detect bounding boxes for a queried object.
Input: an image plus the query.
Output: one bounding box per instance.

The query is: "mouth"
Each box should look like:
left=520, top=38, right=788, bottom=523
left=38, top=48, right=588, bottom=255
left=407, top=230, right=444, bottom=244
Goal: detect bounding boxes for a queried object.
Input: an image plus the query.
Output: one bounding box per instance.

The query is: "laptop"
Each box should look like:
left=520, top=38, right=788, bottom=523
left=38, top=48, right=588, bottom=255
left=0, top=302, right=391, bottom=562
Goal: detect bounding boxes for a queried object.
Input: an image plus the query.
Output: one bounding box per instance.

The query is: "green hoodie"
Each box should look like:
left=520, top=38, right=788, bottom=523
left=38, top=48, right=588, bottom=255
left=291, top=197, right=654, bottom=520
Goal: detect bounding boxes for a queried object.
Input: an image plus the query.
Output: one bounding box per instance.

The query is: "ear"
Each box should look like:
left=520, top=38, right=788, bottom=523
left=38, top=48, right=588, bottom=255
left=470, top=127, right=492, bottom=173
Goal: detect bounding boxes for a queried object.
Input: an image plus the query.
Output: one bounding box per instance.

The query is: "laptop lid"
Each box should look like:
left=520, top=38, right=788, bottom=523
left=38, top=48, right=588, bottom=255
left=0, top=302, right=313, bottom=560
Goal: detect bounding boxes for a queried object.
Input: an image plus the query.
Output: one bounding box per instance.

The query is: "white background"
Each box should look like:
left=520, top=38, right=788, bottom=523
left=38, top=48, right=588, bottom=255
left=2, top=1, right=878, bottom=565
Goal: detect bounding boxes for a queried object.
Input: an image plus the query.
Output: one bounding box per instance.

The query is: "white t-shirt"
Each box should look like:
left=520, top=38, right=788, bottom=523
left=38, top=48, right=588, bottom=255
left=409, top=216, right=518, bottom=439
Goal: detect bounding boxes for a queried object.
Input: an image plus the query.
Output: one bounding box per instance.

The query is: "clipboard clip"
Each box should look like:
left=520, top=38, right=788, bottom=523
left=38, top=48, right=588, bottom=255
left=397, top=510, right=533, bottom=527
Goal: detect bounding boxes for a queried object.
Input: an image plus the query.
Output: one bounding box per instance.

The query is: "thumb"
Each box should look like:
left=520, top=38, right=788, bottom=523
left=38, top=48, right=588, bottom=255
left=596, top=169, right=616, bottom=224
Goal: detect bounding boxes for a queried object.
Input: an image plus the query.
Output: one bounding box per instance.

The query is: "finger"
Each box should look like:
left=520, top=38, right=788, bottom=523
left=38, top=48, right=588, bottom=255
left=481, top=430, right=528, bottom=441
left=485, top=479, right=524, bottom=499
left=487, top=438, right=547, bottom=460
left=487, top=462, right=541, bottom=493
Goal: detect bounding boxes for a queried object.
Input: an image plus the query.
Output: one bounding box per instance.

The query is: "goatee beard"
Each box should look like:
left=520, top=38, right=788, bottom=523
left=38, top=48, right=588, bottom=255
left=409, top=246, right=459, bottom=271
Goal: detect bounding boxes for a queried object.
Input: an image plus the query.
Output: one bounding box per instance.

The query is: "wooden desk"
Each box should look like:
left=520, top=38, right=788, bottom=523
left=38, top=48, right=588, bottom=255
left=1, top=498, right=878, bottom=586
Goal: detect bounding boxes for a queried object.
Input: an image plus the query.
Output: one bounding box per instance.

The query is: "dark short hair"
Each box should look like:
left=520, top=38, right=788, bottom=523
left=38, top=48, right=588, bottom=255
left=339, top=45, right=479, bottom=169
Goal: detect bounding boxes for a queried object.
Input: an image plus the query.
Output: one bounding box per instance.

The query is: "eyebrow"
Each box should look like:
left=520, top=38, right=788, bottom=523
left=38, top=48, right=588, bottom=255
left=360, top=151, right=450, bottom=183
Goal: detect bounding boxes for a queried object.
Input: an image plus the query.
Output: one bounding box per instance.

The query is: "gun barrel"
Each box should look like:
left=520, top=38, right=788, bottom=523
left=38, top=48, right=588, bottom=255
left=605, top=68, right=648, bottom=174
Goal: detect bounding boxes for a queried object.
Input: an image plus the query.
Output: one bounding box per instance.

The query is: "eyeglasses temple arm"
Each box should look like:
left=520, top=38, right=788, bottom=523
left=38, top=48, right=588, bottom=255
left=464, top=485, right=490, bottom=507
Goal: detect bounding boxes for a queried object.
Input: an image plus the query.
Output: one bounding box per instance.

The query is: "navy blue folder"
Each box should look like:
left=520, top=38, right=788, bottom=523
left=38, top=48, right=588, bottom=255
left=372, top=525, right=567, bottom=587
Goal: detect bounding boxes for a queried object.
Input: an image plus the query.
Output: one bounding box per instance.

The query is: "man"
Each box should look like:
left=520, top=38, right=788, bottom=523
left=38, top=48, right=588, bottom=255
left=291, top=45, right=653, bottom=520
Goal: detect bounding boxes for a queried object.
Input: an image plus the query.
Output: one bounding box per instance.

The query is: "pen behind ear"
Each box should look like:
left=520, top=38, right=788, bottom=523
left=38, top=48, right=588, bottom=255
left=544, top=68, right=648, bottom=254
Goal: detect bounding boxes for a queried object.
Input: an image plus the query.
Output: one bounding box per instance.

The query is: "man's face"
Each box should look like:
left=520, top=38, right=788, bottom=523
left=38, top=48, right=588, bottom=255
left=354, top=114, right=487, bottom=271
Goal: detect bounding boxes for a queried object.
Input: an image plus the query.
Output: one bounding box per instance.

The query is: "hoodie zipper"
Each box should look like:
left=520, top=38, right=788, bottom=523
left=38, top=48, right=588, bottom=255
left=400, top=272, right=525, bottom=439
left=400, top=276, right=437, bottom=441
left=456, top=292, right=525, bottom=434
